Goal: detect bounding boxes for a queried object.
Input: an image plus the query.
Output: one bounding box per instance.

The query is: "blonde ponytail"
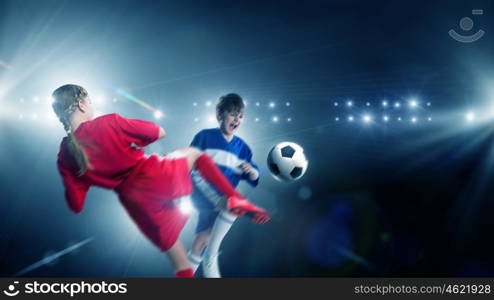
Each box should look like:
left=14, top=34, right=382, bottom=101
left=66, top=131, right=92, bottom=177
left=52, top=84, right=93, bottom=176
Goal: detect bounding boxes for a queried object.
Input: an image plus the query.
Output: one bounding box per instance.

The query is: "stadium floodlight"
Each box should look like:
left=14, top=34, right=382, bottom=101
left=362, top=114, right=372, bottom=123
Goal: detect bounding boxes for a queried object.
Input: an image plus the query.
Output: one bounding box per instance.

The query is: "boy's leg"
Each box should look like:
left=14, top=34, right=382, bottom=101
left=165, top=240, right=194, bottom=278
left=202, top=210, right=237, bottom=278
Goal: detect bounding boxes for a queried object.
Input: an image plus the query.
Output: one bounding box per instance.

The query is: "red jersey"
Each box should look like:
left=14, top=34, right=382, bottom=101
left=56, top=113, right=193, bottom=251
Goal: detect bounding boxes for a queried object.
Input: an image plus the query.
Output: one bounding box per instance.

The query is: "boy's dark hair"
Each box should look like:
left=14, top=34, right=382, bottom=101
left=216, top=93, right=245, bottom=115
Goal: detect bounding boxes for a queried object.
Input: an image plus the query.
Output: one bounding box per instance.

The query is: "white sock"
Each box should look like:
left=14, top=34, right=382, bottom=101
left=187, top=252, right=203, bottom=273
left=204, top=210, right=237, bottom=258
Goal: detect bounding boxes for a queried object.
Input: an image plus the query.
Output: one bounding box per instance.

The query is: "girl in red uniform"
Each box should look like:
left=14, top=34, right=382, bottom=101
left=52, top=84, right=270, bottom=277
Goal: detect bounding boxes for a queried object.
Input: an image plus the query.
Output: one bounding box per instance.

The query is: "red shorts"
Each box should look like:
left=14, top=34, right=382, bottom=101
left=116, top=154, right=193, bottom=251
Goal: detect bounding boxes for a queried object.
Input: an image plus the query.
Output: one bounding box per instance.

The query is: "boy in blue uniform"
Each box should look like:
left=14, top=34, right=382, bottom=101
left=188, top=93, right=266, bottom=277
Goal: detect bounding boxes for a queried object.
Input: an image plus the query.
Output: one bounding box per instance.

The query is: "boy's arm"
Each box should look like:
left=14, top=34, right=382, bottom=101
left=240, top=150, right=260, bottom=187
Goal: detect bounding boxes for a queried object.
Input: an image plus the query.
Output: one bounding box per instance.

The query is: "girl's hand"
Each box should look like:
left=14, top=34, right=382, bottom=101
left=239, top=162, right=259, bottom=181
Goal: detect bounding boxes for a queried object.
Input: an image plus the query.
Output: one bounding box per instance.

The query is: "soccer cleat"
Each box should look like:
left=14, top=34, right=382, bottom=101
left=202, top=253, right=221, bottom=278
left=226, top=196, right=271, bottom=224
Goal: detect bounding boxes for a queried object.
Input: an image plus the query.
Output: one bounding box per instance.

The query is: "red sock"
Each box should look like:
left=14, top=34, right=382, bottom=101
left=195, top=154, right=242, bottom=199
left=175, top=268, right=194, bottom=278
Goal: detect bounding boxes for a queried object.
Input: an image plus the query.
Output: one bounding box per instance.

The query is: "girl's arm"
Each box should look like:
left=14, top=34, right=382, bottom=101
left=113, top=113, right=162, bottom=147
left=57, top=164, right=90, bottom=213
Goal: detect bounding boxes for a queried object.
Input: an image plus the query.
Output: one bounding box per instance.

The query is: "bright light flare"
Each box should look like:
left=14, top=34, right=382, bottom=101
left=466, top=112, right=476, bottom=122
left=154, top=110, right=163, bottom=119
left=178, top=197, right=194, bottom=214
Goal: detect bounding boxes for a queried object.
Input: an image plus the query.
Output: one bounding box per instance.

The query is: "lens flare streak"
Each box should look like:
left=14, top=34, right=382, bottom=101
left=12, top=237, right=94, bottom=277
left=114, top=88, right=162, bottom=115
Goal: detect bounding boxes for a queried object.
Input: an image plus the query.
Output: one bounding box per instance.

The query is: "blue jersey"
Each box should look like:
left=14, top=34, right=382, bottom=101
left=190, top=128, right=259, bottom=207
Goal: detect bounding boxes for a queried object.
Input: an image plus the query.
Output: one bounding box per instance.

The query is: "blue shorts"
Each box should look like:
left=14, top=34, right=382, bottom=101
left=191, top=189, right=220, bottom=233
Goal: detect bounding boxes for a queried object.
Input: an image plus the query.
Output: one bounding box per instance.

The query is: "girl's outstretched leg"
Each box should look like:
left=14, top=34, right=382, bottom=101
left=187, top=229, right=211, bottom=273
left=183, top=147, right=241, bottom=199
left=180, top=147, right=270, bottom=223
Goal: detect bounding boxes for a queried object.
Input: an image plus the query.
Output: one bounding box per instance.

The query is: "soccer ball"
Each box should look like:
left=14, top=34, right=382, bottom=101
left=267, top=142, right=308, bottom=181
